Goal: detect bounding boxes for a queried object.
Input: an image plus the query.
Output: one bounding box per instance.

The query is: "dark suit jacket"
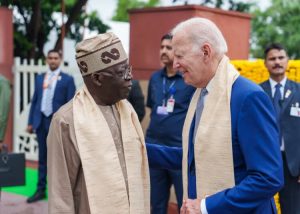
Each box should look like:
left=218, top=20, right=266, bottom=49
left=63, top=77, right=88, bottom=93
left=147, top=76, right=284, bottom=213
left=127, top=80, right=145, bottom=122
left=28, top=71, right=76, bottom=130
left=261, top=79, right=300, bottom=177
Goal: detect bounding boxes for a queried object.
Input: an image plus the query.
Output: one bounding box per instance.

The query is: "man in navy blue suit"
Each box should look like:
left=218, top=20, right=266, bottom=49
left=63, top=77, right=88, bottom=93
left=147, top=18, right=283, bottom=214
left=26, top=49, right=76, bottom=203
left=260, top=43, right=300, bottom=214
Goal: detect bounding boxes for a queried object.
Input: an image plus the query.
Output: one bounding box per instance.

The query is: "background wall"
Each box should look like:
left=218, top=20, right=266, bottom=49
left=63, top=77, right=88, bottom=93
left=129, top=5, right=252, bottom=80
left=129, top=5, right=252, bottom=132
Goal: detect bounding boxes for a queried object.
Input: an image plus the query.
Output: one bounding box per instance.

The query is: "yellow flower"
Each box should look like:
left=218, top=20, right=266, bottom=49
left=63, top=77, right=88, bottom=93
left=231, top=60, right=300, bottom=84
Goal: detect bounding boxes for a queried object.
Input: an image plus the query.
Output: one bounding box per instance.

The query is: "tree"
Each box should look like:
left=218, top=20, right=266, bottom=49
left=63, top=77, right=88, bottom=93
left=113, top=0, right=159, bottom=22
left=112, top=0, right=253, bottom=23
left=251, top=0, right=300, bottom=59
left=0, top=0, right=110, bottom=60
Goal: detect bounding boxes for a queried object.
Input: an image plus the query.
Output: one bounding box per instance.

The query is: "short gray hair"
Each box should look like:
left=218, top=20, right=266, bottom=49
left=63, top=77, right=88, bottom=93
left=172, top=17, right=228, bottom=55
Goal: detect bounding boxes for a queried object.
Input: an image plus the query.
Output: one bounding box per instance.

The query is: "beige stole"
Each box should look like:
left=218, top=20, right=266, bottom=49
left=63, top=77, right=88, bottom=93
left=182, top=56, right=239, bottom=199
left=73, top=86, right=150, bottom=214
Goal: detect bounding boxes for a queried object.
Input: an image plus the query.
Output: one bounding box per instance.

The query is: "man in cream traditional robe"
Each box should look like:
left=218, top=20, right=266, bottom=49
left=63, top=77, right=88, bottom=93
left=147, top=18, right=284, bottom=214
left=47, top=32, right=150, bottom=214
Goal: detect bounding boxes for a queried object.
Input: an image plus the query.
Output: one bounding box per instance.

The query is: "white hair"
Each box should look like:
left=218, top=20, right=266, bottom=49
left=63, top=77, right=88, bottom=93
left=172, top=17, right=228, bottom=55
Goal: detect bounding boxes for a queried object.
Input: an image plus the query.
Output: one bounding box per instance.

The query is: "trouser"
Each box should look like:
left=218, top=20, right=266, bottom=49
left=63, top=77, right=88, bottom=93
left=36, top=114, right=52, bottom=191
left=150, top=168, right=183, bottom=214
left=279, top=152, right=300, bottom=214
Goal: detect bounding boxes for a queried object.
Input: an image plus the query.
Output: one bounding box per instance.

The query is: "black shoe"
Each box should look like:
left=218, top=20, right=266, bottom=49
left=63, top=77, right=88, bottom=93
left=26, top=190, right=46, bottom=203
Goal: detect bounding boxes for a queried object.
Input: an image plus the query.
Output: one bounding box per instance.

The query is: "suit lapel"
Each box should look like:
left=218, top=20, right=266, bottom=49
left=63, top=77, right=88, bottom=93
left=282, top=79, right=295, bottom=111
left=261, top=81, right=272, bottom=99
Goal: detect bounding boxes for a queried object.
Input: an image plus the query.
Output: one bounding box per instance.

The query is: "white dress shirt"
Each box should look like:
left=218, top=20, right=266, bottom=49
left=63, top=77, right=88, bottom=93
left=41, top=68, right=61, bottom=115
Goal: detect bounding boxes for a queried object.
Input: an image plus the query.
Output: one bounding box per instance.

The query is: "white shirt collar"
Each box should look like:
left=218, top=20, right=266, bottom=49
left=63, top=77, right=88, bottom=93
left=269, top=76, right=287, bottom=89
left=204, top=79, right=212, bottom=94
left=47, top=68, right=60, bottom=76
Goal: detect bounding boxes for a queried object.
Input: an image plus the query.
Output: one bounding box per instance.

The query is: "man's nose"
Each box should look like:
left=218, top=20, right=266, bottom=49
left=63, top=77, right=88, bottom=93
left=128, top=72, right=133, bottom=80
left=161, top=47, right=167, bottom=54
left=125, top=69, right=133, bottom=80
left=274, top=57, right=281, bottom=64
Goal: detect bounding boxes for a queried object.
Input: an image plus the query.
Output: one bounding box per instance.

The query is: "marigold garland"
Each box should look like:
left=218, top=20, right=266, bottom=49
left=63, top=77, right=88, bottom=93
left=231, top=60, right=300, bottom=84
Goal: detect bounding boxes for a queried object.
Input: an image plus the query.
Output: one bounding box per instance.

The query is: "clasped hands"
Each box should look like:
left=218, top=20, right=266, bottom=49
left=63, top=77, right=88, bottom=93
left=180, top=198, right=202, bottom=214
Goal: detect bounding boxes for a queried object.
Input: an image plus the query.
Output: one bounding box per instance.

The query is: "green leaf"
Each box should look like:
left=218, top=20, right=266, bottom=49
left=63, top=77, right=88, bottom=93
left=251, top=0, right=300, bottom=58
left=4, top=0, right=110, bottom=59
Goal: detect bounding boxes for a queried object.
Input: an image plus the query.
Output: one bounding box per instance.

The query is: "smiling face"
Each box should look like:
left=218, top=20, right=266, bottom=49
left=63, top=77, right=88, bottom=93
left=172, top=32, right=208, bottom=88
left=264, top=49, right=288, bottom=82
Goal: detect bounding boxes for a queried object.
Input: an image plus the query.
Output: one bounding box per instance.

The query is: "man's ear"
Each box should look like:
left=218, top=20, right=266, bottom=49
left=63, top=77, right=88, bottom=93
left=91, top=71, right=114, bottom=86
left=91, top=72, right=103, bottom=86
left=202, top=44, right=211, bottom=60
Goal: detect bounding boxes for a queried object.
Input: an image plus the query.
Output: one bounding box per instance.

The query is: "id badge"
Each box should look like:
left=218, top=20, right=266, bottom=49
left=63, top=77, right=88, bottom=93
left=167, top=97, right=175, bottom=113
left=157, top=106, right=168, bottom=115
left=290, top=107, right=300, bottom=117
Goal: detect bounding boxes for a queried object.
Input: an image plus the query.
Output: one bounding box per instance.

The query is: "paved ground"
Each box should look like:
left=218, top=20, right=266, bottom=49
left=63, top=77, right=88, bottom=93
left=0, top=192, right=178, bottom=214
left=0, top=192, right=47, bottom=214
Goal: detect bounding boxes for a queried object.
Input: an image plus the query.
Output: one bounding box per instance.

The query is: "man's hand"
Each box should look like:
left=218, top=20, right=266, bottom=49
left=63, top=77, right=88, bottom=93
left=180, top=199, right=187, bottom=214
left=181, top=198, right=202, bottom=214
left=298, top=176, right=300, bottom=184
left=26, top=125, right=34, bottom=134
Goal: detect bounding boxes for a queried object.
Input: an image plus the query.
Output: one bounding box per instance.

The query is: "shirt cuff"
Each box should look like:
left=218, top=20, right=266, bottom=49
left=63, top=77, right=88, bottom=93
left=201, top=199, right=208, bottom=214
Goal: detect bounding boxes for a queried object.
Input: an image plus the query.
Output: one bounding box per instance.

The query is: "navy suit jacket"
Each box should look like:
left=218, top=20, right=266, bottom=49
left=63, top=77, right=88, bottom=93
left=147, top=76, right=284, bottom=214
left=28, top=71, right=76, bottom=130
left=260, top=79, right=300, bottom=177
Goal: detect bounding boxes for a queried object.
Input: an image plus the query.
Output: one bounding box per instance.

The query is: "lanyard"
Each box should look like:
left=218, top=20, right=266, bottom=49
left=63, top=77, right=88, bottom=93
left=162, top=77, right=176, bottom=106
left=43, top=72, right=60, bottom=89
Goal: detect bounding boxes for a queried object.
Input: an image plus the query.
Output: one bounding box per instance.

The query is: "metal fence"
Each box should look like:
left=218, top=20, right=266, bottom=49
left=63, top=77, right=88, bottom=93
left=13, top=58, right=81, bottom=161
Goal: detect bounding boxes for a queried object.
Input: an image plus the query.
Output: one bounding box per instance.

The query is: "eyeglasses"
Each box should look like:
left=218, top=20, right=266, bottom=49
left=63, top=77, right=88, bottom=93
left=105, top=64, right=132, bottom=80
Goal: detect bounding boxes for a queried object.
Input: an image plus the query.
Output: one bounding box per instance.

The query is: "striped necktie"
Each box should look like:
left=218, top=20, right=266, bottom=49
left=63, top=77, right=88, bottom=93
left=42, top=72, right=55, bottom=116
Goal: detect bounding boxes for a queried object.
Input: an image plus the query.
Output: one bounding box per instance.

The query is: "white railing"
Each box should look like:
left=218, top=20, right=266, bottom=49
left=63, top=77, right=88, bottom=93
left=13, top=57, right=82, bottom=161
